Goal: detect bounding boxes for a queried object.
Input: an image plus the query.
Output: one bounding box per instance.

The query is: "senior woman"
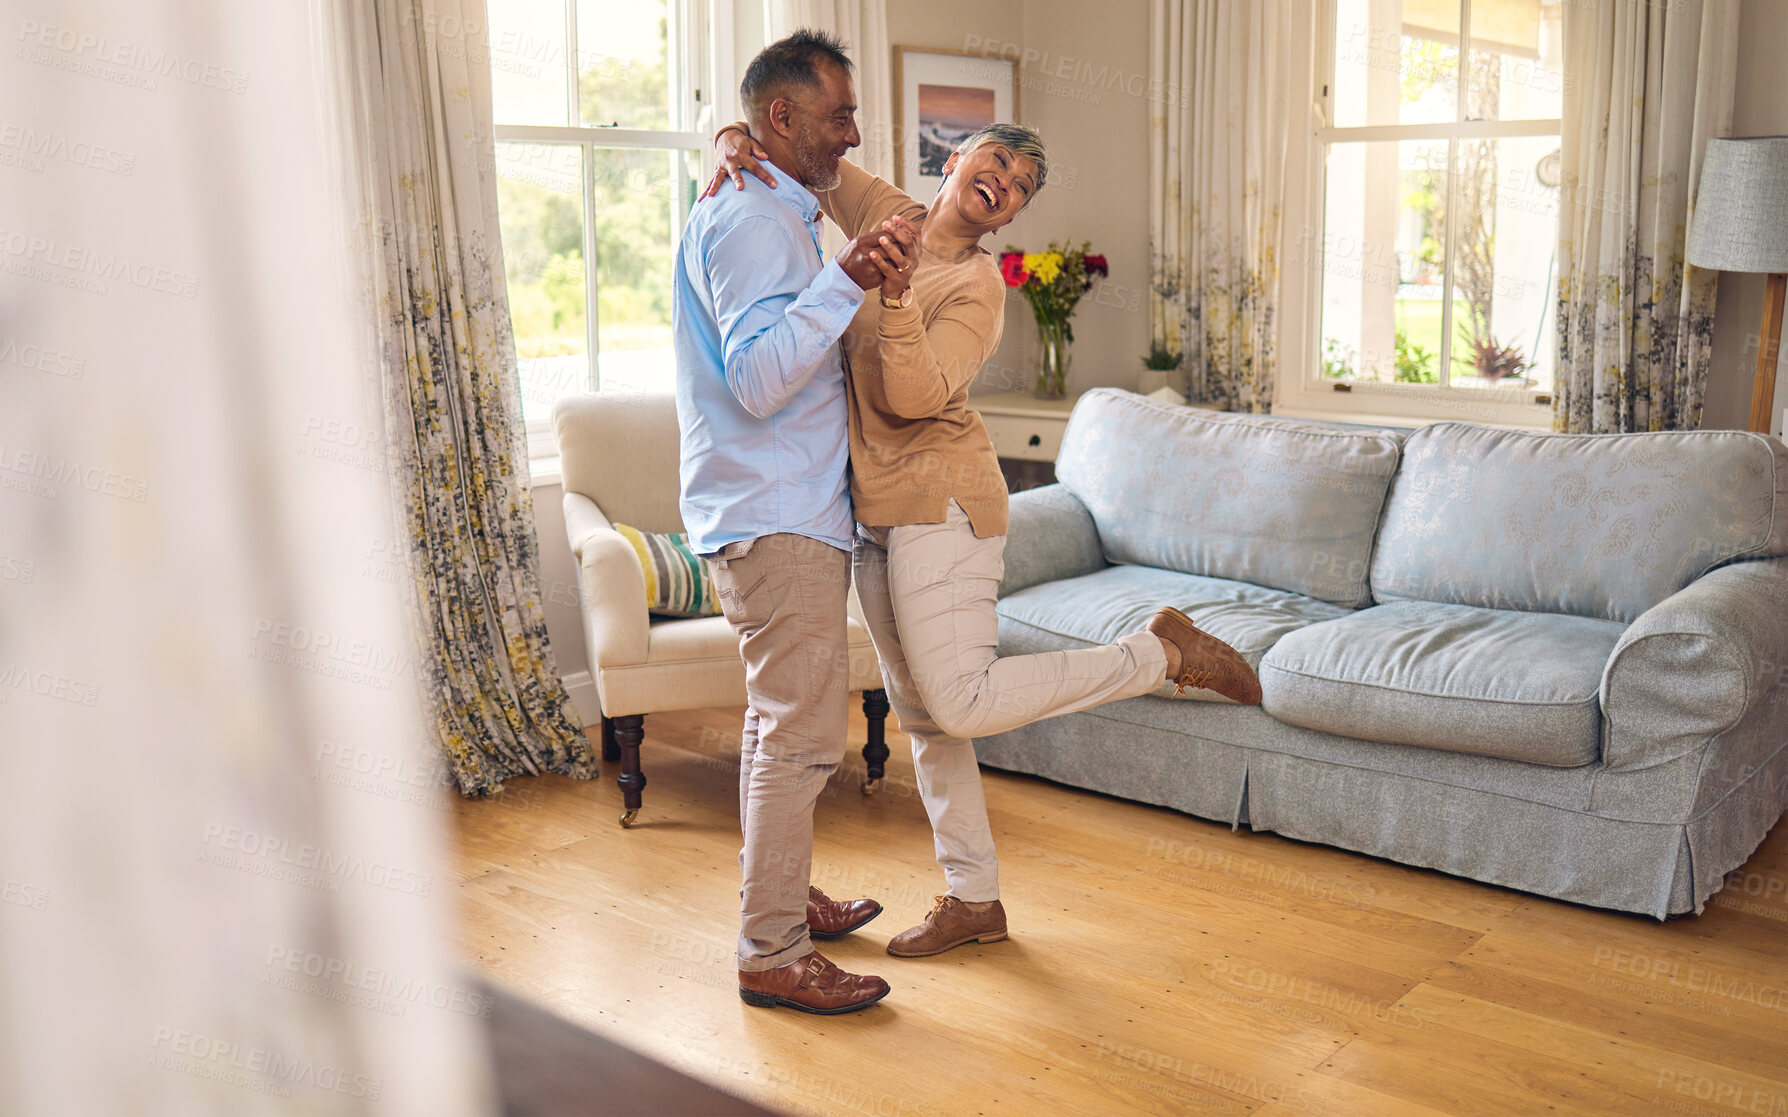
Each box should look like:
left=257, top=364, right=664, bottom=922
left=703, top=121, right=1260, bottom=957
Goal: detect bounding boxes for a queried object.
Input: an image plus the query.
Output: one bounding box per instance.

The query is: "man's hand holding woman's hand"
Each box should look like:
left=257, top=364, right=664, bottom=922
left=838, top=217, right=918, bottom=294
left=866, top=216, right=918, bottom=300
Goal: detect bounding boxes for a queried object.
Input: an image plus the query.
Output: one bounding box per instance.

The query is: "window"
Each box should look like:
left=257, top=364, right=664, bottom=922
left=487, top=0, right=718, bottom=454
left=1306, top=0, right=1562, bottom=410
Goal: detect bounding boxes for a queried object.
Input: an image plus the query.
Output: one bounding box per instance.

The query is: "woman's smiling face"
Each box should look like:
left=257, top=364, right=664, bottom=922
left=938, top=141, right=1040, bottom=236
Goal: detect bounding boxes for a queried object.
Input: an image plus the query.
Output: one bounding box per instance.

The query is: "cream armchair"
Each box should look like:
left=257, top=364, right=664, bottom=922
left=553, top=390, right=891, bottom=828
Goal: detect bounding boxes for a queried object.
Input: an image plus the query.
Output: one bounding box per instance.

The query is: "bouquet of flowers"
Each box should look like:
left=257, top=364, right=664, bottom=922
left=999, top=242, right=1109, bottom=341
left=998, top=241, right=1108, bottom=398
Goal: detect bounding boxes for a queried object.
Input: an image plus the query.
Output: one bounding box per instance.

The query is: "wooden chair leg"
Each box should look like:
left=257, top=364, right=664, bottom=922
left=613, top=714, right=646, bottom=828
left=860, top=689, right=890, bottom=795
left=600, top=715, right=620, bottom=763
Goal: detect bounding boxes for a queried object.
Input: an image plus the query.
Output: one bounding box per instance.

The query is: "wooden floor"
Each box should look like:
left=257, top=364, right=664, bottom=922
left=451, top=705, right=1788, bottom=1117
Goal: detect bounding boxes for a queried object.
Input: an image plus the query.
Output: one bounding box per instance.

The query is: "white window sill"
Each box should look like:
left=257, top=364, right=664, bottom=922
left=1270, top=404, right=1554, bottom=433
left=528, top=456, right=563, bottom=488
left=1273, top=380, right=1556, bottom=433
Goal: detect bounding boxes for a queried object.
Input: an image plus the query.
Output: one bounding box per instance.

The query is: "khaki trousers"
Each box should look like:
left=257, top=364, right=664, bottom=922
left=852, top=500, right=1165, bottom=901
left=710, top=533, right=851, bottom=971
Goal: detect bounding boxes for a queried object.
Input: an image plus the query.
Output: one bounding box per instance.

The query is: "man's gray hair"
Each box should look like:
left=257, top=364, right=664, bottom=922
left=955, top=123, right=1048, bottom=193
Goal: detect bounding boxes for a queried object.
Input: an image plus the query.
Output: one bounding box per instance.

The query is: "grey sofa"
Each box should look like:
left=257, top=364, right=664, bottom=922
left=980, top=389, right=1788, bottom=918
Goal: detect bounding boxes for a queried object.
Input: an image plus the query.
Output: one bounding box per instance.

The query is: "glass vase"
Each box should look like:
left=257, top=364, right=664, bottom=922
left=1033, top=317, right=1071, bottom=400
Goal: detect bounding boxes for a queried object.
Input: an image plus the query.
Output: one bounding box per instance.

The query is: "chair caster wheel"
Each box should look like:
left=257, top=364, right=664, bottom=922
left=861, top=778, right=882, bottom=796
left=619, top=810, right=639, bottom=829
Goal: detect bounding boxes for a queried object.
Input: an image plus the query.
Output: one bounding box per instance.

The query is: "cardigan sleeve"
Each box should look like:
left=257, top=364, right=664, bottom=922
left=873, top=268, right=1005, bottom=420
left=815, top=158, right=928, bottom=239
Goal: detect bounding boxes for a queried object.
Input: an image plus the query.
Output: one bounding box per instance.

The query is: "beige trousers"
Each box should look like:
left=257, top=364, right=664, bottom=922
left=852, top=500, right=1166, bottom=901
left=710, top=533, right=852, bottom=971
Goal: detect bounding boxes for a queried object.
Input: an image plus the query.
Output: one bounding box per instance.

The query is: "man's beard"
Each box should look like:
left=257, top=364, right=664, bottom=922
left=794, top=119, right=841, bottom=191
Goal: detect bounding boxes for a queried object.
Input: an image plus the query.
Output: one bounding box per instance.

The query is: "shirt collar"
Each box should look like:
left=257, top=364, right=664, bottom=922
left=763, top=167, right=822, bottom=225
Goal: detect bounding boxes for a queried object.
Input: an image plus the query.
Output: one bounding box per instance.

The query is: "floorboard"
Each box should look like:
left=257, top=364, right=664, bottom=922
left=451, top=705, right=1788, bottom=1117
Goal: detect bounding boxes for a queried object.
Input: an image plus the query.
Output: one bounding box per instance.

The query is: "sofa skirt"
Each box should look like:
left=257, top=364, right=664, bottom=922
left=972, top=699, right=1788, bottom=919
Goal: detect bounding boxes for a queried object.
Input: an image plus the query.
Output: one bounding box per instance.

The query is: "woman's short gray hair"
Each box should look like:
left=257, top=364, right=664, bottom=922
left=955, top=122, right=1047, bottom=193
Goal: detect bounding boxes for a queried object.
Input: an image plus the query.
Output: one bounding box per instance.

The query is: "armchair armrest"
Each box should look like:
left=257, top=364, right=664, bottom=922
left=1601, top=558, right=1788, bottom=773
left=562, top=491, right=649, bottom=671
left=998, top=484, right=1107, bottom=598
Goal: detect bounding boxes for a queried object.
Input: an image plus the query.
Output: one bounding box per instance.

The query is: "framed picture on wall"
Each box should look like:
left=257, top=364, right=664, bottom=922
left=893, top=47, right=1017, bottom=197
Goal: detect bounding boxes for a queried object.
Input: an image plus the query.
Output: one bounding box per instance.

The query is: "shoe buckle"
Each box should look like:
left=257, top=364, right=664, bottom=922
left=798, top=955, right=827, bottom=988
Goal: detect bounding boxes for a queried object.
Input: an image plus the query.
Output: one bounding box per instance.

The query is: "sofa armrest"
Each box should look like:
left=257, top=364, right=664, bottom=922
left=998, top=484, right=1107, bottom=598
left=562, top=491, right=650, bottom=671
left=1601, top=558, right=1788, bottom=772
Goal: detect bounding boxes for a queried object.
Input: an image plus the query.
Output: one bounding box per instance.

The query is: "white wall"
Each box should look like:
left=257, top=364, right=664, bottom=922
left=1703, top=0, right=1788, bottom=435
left=886, top=0, right=1157, bottom=395
left=533, top=477, right=588, bottom=697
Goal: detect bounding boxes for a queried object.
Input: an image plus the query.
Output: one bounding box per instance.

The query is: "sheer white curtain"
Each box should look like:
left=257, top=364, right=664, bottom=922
left=1147, top=0, right=1293, bottom=412
left=1555, top=0, right=1739, bottom=432
left=0, top=1, right=491, bottom=1112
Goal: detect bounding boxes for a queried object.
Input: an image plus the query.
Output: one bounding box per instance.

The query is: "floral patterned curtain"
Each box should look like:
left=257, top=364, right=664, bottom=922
left=327, top=0, right=597, bottom=794
left=1554, top=0, right=1738, bottom=433
left=1147, top=0, right=1292, bottom=413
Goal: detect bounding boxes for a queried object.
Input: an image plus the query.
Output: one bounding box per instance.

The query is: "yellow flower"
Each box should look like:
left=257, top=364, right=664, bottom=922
left=1023, top=251, right=1064, bottom=285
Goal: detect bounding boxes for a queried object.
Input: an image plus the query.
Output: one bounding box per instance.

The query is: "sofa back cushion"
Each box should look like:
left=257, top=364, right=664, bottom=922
left=554, top=391, right=686, bottom=535
left=1371, top=423, right=1788, bottom=623
left=1054, top=390, right=1404, bottom=607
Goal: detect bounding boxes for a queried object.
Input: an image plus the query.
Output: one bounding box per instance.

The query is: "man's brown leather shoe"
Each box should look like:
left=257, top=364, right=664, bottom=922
left=1146, top=606, right=1263, bottom=704
left=807, top=885, right=882, bottom=939
left=737, top=951, right=890, bottom=1014
left=886, top=895, right=1007, bottom=958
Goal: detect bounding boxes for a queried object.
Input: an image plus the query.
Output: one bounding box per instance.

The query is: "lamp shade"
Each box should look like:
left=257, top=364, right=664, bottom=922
left=1687, top=136, right=1788, bottom=274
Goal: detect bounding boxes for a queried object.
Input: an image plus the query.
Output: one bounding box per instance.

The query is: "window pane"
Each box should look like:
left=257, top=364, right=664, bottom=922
left=1449, top=136, right=1559, bottom=391
left=489, top=0, right=570, bottom=127
left=578, top=0, right=673, bottom=130
left=495, top=143, right=589, bottom=421
left=1317, top=140, right=1448, bottom=384
left=590, top=148, right=687, bottom=394
left=1332, top=0, right=1459, bottom=127
left=1466, top=0, right=1564, bottom=122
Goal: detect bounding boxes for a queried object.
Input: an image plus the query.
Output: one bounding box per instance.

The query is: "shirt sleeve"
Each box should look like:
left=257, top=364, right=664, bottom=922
left=875, top=273, right=1006, bottom=420
left=704, top=213, right=867, bottom=419
left=815, top=159, right=928, bottom=240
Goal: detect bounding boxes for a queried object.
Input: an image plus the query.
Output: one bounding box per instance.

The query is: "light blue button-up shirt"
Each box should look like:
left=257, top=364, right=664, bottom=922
left=672, top=171, right=866, bottom=556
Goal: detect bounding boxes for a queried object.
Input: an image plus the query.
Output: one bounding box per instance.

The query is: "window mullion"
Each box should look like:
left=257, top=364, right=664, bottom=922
left=1458, top=0, right=1474, bottom=119
left=583, top=142, right=601, bottom=392
left=494, top=124, right=708, bottom=149
left=565, top=0, right=580, bottom=127
left=1437, top=0, right=1474, bottom=388
left=1438, top=136, right=1459, bottom=389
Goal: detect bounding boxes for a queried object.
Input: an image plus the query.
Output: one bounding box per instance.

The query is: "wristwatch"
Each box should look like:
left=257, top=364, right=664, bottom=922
left=880, top=287, right=913, bottom=310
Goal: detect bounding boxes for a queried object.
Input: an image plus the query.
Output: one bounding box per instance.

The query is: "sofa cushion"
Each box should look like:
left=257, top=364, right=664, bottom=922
left=996, top=565, right=1353, bottom=699
left=1259, top=602, right=1628, bottom=766
left=1372, top=423, right=1788, bottom=624
left=1053, top=389, right=1404, bottom=608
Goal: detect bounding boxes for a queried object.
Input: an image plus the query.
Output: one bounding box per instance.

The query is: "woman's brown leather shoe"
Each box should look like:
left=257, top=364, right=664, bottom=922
left=806, top=885, right=882, bottom=939
left=886, top=896, right=1008, bottom=958
left=737, top=951, right=891, bottom=1014
left=1146, top=606, right=1263, bottom=704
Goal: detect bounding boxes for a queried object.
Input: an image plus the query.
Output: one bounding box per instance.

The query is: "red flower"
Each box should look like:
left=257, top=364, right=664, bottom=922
left=999, top=252, right=1029, bottom=287
left=1084, top=254, right=1109, bottom=278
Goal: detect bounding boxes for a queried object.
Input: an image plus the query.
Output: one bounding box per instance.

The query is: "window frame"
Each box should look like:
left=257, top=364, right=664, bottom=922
left=489, top=0, right=725, bottom=466
left=1276, top=0, right=1560, bottom=430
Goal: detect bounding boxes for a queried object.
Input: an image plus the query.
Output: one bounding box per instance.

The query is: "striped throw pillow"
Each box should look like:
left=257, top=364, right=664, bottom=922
left=613, top=524, right=721, bottom=617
